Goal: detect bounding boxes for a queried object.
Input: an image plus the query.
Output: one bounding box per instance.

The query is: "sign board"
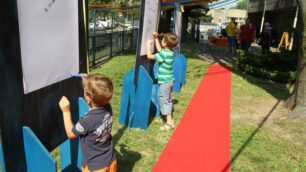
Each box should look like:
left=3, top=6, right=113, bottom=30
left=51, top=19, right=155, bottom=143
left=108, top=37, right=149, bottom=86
left=17, top=0, right=79, bottom=94
left=139, top=0, right=161, bottom=56
left=174, top=3, right=183, bottom=53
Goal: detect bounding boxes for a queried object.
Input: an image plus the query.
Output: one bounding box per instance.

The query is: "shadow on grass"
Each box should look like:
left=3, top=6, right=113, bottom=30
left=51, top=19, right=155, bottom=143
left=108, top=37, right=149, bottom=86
left=221, top=100, right=281, bottom=172
left=113, top=126, right=142, bottom=172
left=116, top=144, right=142, bottom=172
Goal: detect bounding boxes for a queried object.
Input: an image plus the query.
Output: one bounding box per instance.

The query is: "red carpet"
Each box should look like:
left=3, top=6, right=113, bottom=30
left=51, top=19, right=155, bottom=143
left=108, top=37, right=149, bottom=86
left=153, top=64, right=231, bottom=172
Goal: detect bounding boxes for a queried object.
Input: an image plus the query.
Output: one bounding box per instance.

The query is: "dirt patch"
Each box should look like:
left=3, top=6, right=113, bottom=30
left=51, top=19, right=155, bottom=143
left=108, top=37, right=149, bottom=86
left=231, top=98, right=289, bottom=124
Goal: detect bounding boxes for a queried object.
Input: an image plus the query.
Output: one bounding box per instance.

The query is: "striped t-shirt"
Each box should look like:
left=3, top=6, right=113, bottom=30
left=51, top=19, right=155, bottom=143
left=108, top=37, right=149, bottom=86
left=154, top=49, right=175, bottom=83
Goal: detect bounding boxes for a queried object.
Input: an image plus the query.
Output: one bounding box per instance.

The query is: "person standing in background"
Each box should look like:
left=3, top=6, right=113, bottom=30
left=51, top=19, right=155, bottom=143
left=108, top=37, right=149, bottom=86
left=259, top=22, right=272, bottom=54
left=239, top=19, right=256, bottom=52
left=225, top=18, right=237, bottom=54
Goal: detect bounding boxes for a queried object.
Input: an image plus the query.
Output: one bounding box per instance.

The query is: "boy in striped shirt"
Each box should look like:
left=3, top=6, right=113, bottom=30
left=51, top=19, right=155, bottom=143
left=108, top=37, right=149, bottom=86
left=147, top=32, right=178, bottom=130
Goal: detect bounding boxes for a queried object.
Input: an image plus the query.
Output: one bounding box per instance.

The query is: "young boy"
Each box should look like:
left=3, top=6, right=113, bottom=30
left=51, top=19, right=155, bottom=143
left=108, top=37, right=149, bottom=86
left=147, top=32, right=178, bottom=130
left=59, top=74, right=117, bottom=172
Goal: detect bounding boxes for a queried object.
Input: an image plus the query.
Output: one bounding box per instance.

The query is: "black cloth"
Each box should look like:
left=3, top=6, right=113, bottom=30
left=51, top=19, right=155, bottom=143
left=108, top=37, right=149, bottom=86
left=72, top=104, right=116, bottom=171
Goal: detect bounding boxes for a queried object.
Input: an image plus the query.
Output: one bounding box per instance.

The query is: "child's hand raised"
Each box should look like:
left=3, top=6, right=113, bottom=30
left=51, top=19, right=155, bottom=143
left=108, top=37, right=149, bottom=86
left=59, top=96, right=71, bottom=113
left=153, top=32, right=159, bottom=39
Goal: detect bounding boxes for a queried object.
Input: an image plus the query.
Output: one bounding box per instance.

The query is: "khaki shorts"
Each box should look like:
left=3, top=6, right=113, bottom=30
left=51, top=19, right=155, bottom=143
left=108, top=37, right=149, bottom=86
left=159, top=82, right=173, bottom=115
left=82, top=159, right=117, bottom=172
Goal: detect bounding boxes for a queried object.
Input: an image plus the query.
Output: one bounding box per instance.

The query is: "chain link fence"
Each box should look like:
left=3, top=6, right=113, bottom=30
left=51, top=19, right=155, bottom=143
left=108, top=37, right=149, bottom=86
left=88, top=28, right=138, bottom=67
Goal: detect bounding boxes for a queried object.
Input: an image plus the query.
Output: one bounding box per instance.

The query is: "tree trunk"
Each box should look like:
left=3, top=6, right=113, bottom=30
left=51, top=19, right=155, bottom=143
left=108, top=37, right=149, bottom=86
left=286, top=0, right=306, bottom=119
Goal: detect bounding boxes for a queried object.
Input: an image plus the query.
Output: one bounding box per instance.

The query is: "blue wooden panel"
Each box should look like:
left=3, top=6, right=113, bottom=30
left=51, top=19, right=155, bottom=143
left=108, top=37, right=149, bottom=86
left=78, top=97, right=90, bottom=117
left=60, top=98, right=89, bottom=171
left=22, top=127, right=56, bottom=172
left=153, top=62, right=159, bottom=80
left=119, top=68, right=136, bottom=126
left=77, top=98, right=89, bottom=168
left=151, top=62, right=160, bottom=116
left=132, top=66, right=153, bottom=129
left=151, top=84, right=160, bottom=117
left=0, top=144, right=6, bottom=172
left=173, top=54, right=182, bottom=93
left=119, top=66, right=153, bottom=129
left=179, top=54, right=187, bottom=84
left=173, top=53, right=187, bottom=93
left=60, top=140, right=73, bottom=171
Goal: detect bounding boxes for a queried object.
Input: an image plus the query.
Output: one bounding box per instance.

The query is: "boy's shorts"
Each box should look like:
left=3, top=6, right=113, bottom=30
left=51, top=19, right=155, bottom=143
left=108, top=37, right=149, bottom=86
left=159, top=82, right=173, bottom=115
left=82, top=159, right=117, bottom=172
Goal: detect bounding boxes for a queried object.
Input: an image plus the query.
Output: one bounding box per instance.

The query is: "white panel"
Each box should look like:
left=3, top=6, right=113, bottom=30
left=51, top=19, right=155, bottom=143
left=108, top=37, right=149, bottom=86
left=140, top=0, right=161, bottom=56
left=174, top=4, right=183, bottom=49
left=17, top=0, right=79, bottom=93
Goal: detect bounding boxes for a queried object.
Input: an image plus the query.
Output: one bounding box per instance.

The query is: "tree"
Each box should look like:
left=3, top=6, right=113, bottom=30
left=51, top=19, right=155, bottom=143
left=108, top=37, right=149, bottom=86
left=286, top=0, right=306, bottom=119
left=235, top=0, right=249, bottom=10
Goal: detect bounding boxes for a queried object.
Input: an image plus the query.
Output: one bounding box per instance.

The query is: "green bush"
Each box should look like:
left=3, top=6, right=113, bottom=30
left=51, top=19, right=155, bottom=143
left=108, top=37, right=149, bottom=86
left=233, top=51, right=298, bottom=83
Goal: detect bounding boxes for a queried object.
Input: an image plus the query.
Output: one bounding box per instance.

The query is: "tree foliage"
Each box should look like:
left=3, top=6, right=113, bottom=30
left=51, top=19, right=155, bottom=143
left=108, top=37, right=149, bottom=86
left=235, top=0, right=249, bottom=10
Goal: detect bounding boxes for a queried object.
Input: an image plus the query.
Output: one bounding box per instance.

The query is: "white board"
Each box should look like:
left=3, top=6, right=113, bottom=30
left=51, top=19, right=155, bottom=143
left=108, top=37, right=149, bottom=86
left=17, top=0, right=79, bottom=94
left=140, top=0, right=161, bottom=56
left=174, top=3, right=183, bottom=50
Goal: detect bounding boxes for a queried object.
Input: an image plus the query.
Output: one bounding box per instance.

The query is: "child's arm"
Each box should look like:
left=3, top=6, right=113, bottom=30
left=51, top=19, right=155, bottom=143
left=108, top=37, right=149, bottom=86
left=153, top=32, right=162, bottom=52
left=147, top=39, right=155, bottom=60
left=59, top=96, right=77, bottom=139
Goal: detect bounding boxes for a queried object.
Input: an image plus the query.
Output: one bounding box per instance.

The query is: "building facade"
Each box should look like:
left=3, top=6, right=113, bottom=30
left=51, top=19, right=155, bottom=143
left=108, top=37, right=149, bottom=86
left=248, top=0, right=298, bottom=42
left=208, top=8, right=247, bottom=27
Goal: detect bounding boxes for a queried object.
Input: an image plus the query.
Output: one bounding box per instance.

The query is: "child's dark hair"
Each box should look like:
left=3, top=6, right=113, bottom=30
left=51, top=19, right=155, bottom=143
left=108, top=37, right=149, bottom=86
left=164, top=33, right=179, bottom=49
left=83, top=74, right=114, bottom=106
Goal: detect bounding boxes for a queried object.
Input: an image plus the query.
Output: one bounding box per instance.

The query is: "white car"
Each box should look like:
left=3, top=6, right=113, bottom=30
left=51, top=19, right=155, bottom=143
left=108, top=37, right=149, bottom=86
left=96, top=20, right=107, bottom=30
left=127, top=25, right=139, bottom=30
left=89, top=23, right=94, bottom=30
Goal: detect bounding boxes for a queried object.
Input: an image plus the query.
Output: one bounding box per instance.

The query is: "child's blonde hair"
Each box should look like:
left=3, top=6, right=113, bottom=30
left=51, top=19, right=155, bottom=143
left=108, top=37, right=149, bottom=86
left=164, top=33, right=179, bottom=49
left=83, top=74, right=114, bottom=106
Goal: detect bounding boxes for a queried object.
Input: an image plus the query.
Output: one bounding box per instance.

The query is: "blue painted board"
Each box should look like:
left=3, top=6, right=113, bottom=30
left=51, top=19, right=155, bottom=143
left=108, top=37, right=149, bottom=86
left=77, top=98, right=89, bottom=168
left=132, top=66, right=153, bottom=129
left=60, top=140, right=71, bottom=170
left=151, top=62, right=160, bottom=116
left=153, top=61, right=159, bottom=80
left=60, top=98, right=89, bottom=171
left=119, top=68, right=136, bottom=126
left=119, top=66, right=153, bottom=129
left=0, top=144, right=6, bottom=172
left=180, top=54, right=187, bottom=84
left=151, top=84, right=160, bottom=117
left=23, top=127, right=56, bottom=172
left=173, top=53, right=187, bottom=93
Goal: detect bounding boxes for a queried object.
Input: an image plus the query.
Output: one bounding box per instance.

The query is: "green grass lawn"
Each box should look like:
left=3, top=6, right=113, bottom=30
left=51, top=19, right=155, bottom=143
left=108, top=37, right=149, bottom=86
left=231, top=66, right=306, bottom=171
left=51, top=42, right=306, bottom=171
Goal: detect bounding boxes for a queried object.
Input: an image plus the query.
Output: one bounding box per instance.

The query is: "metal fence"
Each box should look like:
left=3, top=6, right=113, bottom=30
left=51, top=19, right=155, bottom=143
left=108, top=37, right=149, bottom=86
left=88, top=28, right=138, bottom=67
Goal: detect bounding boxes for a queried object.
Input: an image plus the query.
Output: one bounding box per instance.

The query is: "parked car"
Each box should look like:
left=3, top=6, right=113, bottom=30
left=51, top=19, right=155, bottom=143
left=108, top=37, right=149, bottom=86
left=89, top=22, right=94, bottom=30
left=127, top=25, right=139, bottom=30
left=96, top=20, right=107, bottom=30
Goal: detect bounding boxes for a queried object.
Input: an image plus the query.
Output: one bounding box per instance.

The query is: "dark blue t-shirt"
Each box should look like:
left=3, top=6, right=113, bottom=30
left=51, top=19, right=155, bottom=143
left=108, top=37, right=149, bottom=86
left=72, top=104, right=116, bottom=171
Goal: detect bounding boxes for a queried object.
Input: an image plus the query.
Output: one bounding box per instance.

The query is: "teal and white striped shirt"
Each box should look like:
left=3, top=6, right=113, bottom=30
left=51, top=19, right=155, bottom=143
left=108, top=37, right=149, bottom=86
left=154, top=49, right=175, bottom=83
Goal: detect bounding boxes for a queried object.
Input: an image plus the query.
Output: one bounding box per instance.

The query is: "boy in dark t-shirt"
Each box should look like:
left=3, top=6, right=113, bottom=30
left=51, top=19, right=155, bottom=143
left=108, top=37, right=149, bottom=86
left=59, top=74, right=116, bottom=172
